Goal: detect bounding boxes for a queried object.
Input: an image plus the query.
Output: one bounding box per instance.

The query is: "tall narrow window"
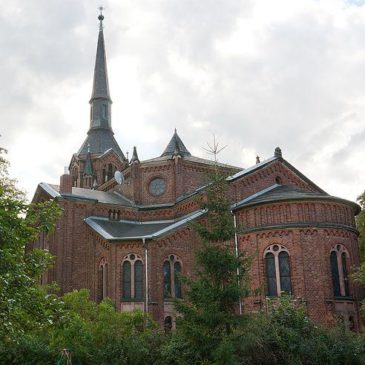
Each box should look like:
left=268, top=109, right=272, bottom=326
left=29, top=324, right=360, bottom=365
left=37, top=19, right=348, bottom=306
left=330, top=251, right=341, bottom=297
left=174, top=262, right=182, bottom=299
left=121, top=254, right=143, bottom=301
left=163, top=255, right=182, bottom=299
left=123, top=261, right=131, bottom=299
left=266, top=253, right=277, bottom=297
left=98, top=258, right=108, bottom=302
left=163, top=261, right=171, bottom=298
left=264, top=245, right=292, bottom=297
left=135, top=260, right=143, bottom=300
left=279, top=251, right=292, bottom=293
left=330, top=245, right=350, bottom=297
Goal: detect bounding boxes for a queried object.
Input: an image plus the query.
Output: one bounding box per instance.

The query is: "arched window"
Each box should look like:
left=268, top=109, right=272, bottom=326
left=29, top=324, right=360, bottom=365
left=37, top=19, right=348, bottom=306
left=98, top=258, right=108, bottom=302
left=135, top=260, right=143, bottom=300
left=174, top=262, right=182, bottom=299
left=121, top=254, right=143, bottom=301
left=264, top=245, right=292, bottom=297
left=163, top=255, right=182, bottom=299
left=163, top=261, right=171, bottom=297
left=330, top=245, right=350, bottom=297
left=122, top=261, right=131, bottom=299
left=164, top=316, right=173, bottom=334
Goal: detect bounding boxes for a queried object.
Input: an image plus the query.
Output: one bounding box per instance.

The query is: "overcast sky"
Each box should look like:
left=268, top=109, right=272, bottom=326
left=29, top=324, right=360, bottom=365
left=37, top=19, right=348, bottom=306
left=1, top=0, right=365, bottom=202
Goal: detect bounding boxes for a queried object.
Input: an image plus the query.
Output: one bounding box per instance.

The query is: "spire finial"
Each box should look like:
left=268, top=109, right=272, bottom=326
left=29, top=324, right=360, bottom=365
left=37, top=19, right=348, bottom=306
left=98, top=6, right=104, bottom=31
left=174, top=128, right=177, bottom=134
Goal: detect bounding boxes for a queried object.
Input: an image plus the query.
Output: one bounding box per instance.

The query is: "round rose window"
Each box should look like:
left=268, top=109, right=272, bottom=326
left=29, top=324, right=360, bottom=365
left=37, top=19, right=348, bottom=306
left=149, top=178, right=166, bottom=196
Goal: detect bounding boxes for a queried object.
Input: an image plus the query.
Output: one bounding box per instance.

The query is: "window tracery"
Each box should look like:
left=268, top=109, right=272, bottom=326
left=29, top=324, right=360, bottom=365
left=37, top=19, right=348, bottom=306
left=264, top=244, right=292, bottom=297
left=330, top=244, right=350, bottom=297
left=163, top=255, right=182, bottom=299
left=121, top=254, right=143, bottom=300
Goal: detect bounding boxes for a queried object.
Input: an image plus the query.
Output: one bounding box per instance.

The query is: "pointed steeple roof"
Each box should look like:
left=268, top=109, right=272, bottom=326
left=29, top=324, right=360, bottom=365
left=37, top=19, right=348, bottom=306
left=76, top=11, right=126, bottom=161
left=130, top=146, right=140, bottom=163
left=84, top=150, right=94, bottom=176
left=90, top=11, right=111, bottom=103
left=161, top=129, right=191, bottom=157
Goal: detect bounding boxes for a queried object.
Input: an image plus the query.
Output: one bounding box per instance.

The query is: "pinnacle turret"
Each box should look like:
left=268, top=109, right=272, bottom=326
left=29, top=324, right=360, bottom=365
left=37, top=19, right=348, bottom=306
left=161, top=129, right=191, bottom=158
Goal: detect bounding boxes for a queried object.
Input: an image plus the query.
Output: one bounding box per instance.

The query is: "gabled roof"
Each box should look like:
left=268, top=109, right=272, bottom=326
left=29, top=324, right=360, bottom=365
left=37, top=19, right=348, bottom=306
left=85, top=210, right=205, bottom=241
left=227, top=153, right=326, bottom=194
left=161, top=129, right=191, bottom=157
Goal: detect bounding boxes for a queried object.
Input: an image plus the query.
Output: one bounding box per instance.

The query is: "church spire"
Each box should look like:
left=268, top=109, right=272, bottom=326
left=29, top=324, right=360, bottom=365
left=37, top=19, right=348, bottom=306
left=89, top=7, right=112, bottom=130
left=76, top=10, right=126, bottom=161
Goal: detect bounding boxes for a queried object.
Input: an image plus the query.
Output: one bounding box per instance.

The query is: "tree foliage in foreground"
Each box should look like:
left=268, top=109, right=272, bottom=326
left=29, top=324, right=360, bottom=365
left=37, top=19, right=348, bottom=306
left=0, top=289, right=165, bottom=365
left=0, top=147, right=63, bottom=343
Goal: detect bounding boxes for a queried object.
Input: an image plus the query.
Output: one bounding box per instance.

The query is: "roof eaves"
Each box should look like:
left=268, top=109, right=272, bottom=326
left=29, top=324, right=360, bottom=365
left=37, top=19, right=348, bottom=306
left=112, top=191, right=135, bottom=206
left=96, top=148, right=113, bottom=159
left=281, top=159, right=327, bottom=194
left=39, top=182, right=61, bottom=198
left=84, top=217, right=114, bottom=239
left=232, top=192, right=360, bottom=214
left=231, top=184, right=279, bottom=211
left=61, top=193, right=98, bottom=203
left=227, top=156, right=278, bottom=182
left=150, top=210, right=206, bottom=239
left=84, top=210, right=206, bottom=241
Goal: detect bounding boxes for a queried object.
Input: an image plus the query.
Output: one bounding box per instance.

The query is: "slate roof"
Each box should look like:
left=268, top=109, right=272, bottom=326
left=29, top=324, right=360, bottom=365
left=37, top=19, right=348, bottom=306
left=36, top=183, right=133, bottom=206
left=143, top=153, right=240, bottom=169
left=84, top=210, right=205, bottom=240
left=232, top=184, right=360, bottom=213
left=78, top=129, right=126, bottom=159
left=161, top=130, right=191, bottom=157
left=90, top=22, right=111, bottom=103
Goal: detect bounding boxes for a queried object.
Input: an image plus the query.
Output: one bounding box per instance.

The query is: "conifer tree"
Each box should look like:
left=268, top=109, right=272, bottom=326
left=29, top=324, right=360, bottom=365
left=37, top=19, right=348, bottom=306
left=169, top=172, right=250, bottom=364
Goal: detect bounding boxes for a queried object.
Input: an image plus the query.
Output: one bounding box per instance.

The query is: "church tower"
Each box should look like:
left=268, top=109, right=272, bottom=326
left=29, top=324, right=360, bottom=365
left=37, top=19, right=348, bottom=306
left=69, top=10, right=127, bottom=189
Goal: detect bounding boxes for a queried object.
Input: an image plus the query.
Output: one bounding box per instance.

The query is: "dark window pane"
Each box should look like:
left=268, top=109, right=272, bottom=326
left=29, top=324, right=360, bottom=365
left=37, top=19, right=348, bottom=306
left=266, top=253, right=277, bottom=296
left=164, top=261, right=171, bottom=298
left=331, top=251, right=341, bottom=297
left=164, top=316, right=172, bottom=334
left=279, top=251, right=292, bottom=294
left=174, top=262, right=182, bottom=299
left=342, top=252, right=350, bottom=297
left=98, top=267, right=103, bottom=303
left=123, top=261, right=131, bottom=299
left=135, top=260, right=143, bottom=300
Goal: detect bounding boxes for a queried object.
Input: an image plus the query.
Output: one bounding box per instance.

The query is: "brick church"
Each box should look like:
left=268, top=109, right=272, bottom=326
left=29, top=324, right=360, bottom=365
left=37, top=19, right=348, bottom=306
left=32, top=13, right=362, bottom=330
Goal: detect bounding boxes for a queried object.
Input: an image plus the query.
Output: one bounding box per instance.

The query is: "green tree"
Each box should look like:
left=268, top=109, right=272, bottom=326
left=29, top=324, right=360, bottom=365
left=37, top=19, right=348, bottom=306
left=235, top=296, right=365, bottom=365
left=165, top=173, right=250, bottom=364
left=0, top=147, right=63, bottom=344
left=356, top=191, right=365, bottom=260
left=49, top=289, right=164, bottom=365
